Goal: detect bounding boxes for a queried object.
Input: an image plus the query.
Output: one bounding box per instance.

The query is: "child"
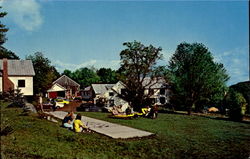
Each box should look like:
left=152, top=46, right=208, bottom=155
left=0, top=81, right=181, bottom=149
left=62, top=112, right=74, bottom=130
left=73, top=113, right=89, bottom=132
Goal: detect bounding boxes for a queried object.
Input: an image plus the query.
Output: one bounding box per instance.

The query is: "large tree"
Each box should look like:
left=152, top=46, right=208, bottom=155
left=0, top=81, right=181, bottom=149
left=118, top=41, right=163, bottom=111
left=26, top=52, right=60, bottom=95
left=0, top=7, right=19, bottom=59
left=168, top=42, right=229, bottom=114
left=97, top=68, right=118, bottom=84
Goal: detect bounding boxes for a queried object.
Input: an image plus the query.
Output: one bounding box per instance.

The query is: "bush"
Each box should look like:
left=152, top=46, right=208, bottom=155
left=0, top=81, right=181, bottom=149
left=230, top=81, right=250, bottom=114
left=224, top=89, right=247, bottom=121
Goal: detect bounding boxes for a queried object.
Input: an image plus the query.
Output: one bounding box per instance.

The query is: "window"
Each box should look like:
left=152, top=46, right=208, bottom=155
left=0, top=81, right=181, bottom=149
left=18, top=80, right=25, bottom=87
left=159, top=97, right=166, bottom=104
left=109, top=92, right=114, bottom=96
left=160, top=88, right=165, bottom=95
left=121, top=89, right=127, bottom=95
left=149, top=89, right=154, bottom=95
left=109, top=99, right=114, bottom=106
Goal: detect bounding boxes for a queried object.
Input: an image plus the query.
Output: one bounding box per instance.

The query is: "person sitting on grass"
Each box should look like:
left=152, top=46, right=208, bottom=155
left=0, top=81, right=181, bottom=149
left=62, top=112, right=74, bottom=130
left=73, top=113, right=89, bottom=133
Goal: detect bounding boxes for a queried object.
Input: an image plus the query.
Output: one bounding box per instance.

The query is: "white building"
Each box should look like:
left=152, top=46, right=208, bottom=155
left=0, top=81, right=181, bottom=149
left=0, top=59, right=35, bottom=96
left=90, top=78, right=171, bottom=111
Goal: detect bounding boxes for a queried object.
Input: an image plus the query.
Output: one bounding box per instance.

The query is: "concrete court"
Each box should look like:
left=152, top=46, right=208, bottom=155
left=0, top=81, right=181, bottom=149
left=46, top=111, right=154, bottom=139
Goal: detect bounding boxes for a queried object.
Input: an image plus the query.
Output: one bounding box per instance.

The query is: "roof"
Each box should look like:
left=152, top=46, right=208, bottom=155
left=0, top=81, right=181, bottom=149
left=0, top=59, right=35, bottom=76
left=92, top=84, right=115, bottom=95
left=47, top=83, right=67, bottom=92
left=53, top=75, right=80, bottom=87
left=142, top=77, right=167, bottom=89
left=83, top=86, right=91, bottom=91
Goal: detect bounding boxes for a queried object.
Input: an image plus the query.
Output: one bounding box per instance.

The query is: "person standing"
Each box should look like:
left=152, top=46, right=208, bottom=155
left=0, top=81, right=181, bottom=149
left=38, top=95, right=44, bottom=112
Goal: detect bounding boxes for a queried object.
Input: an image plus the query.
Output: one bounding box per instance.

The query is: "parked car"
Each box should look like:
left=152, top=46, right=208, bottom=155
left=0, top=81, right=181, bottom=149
left=77, top=104, right=102, bottom=112
left=54, top=98, right=70, bottom=108
left=55, top=98, right=70, bottom=104
left=73, top=96, right=82, bottom=102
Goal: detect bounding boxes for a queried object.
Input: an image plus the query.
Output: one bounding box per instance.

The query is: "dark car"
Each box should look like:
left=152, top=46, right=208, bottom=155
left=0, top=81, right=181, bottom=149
left=77, top=104, right=102, bottom=112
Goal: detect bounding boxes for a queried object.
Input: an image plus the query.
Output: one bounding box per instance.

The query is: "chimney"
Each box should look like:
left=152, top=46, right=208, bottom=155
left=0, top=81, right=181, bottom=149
left=2, top=58, right=14, bottom=92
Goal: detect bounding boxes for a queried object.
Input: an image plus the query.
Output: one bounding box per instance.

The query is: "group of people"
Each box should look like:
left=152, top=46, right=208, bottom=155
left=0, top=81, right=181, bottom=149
left=111, top=105, right=125, bottom=115
left=62, top=112, right=90, bottom=133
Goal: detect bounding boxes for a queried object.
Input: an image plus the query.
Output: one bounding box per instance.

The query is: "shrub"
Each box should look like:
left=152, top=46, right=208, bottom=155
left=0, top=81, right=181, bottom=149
left=224, top=89, right=247, bottom=121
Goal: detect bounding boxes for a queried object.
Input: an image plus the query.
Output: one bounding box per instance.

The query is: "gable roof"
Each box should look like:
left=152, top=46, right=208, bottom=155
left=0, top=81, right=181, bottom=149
left=47, top=83, right=67, bottom=92
left=83, top=86, right=91, bottom=91
left=92, top=84, right=115, bottom=95
left=0, top=59, right=35, bottom=76
left=53, top=75, right=80, bottom=87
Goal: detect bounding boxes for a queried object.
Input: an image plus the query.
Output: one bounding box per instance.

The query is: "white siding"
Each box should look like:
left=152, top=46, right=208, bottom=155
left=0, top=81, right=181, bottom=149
left=9, top=76, right=33, bottom=96
left=47, top=83, right=66, bottom=92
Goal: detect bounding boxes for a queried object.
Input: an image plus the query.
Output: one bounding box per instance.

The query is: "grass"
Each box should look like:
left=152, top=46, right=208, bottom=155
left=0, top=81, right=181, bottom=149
left=1, top=101, right=250, bottom=159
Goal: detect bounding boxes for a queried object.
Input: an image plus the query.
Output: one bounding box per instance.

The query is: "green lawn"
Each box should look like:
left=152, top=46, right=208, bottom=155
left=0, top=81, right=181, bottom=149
left=1, top=101, right=250, bottom=159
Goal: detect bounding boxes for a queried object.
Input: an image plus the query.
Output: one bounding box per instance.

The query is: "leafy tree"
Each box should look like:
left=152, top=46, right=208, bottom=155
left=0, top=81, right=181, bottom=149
left=230, top=81, right=250, bottom=114
left=0, top=46, right=20, bottom=59
left=0, top=7, right=19, bottom=59
left=62, top=69, right=73, bottom=78
left=64, top=67, right=100, bottom=88
left=224, top=88, right=247, bottom=121
left=97, top=68, right=118, bottom=84
left=26, top=52, right=60, bottom=95
left=118, top=41, right=163, bottom=111
left=168, top=42, right=229, bottom=115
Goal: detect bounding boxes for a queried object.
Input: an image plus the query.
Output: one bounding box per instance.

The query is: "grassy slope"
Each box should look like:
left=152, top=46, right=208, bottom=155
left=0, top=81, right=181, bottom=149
left=1, top=101, right=250, bottom=159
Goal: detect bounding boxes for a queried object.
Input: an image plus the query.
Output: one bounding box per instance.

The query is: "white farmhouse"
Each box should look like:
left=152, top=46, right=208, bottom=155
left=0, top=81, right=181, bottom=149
left=0, top=58, right=35, bottom=96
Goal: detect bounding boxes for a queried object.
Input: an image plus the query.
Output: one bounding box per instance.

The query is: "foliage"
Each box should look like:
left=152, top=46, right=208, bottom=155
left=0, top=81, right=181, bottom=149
left=224, top=88, right=247, bottom=121
left=62, top=67, right=100, bottom=88
left=0, top=46, right=20, bottom=59
left=62, top=69, right=73, bottom=78
left=0, top=6, right=8, bottom=46
left=62, top=67, right=119, bottom=88
left=118, top=41, right=163, bottom=111
left=230, top=81, right=250, bottom=114
left=97, top=68, right=118, bottom=84
left=168, top=42, right=229, bottom=114
left=26, top=52, right=60, bottom=95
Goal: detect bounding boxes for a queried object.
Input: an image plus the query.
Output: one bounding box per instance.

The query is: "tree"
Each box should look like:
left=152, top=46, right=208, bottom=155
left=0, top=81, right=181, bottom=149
left=97, top=68, right=118, bottom=84
left=118, top=41, right=163, bottom=111
left=0, top=6, right=8, bottom=46
left=168, top=42, right=229, bottom=115
left=224, top=88, right=247, bottom=121
left=0, top=47, right=20, bottom=59
left=230, top=81, right=250, bottom=115
left=26, top=52, right=60, bottom=95
left=63, top=67, right=100, bottom=88
left=62, top=69, right=73, bottom=78
left=0, top=7, right=19, bottom=59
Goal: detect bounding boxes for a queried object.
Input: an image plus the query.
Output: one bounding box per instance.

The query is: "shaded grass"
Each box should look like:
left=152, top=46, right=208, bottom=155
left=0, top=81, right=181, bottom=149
left=1, top=101, right=250, bottom=159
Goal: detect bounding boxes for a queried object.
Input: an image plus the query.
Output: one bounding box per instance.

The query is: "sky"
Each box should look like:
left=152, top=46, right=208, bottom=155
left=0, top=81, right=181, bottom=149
left=1, top=0, right=249, bottom=86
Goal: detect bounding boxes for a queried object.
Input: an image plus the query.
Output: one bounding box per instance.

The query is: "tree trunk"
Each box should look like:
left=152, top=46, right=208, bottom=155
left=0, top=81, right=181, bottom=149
left=187, top=107, right=192, bottom=115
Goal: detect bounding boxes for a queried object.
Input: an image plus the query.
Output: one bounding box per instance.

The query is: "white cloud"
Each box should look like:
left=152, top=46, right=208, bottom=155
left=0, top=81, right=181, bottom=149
left=2, top=0, right=43, bottom=31
left=215, top=47, right=249, bottom=85
left=53, top=59, right=120, bottom=73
